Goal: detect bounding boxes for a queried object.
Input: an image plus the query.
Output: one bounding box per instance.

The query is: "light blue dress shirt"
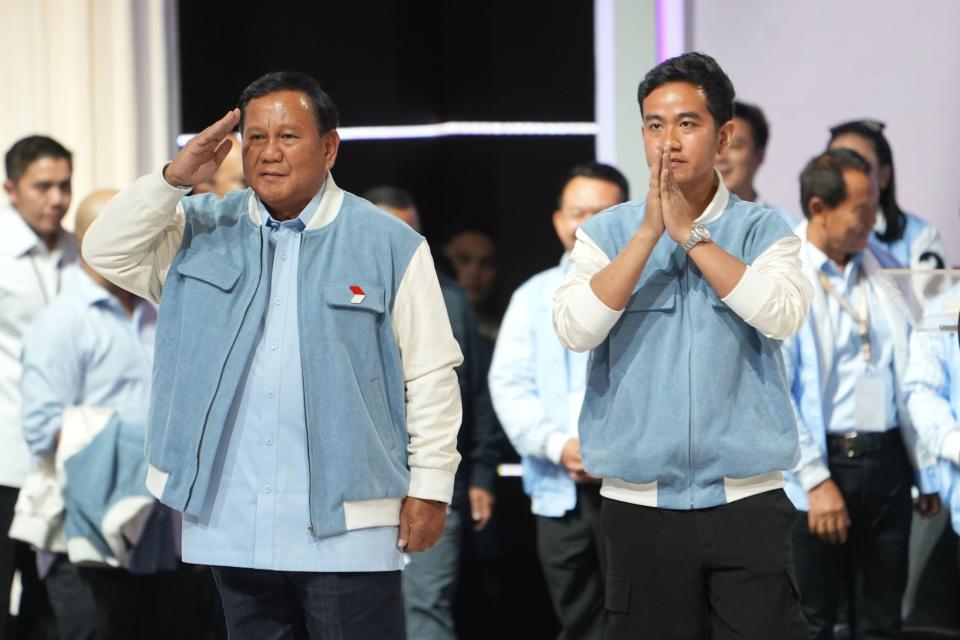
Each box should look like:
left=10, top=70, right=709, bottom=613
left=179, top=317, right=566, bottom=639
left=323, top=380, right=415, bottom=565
left=809, top=246, right=898, bottom=432
left=21, top=269, right=155, bottom=457
left=182, top=186, right=403, bottom=572
left=21, top=267, right=160, bottom=575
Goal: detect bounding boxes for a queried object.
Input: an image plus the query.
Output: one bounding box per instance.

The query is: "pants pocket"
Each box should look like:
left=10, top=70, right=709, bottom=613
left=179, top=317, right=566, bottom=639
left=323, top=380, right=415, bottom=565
left=605, top=573, right=631, bottom=613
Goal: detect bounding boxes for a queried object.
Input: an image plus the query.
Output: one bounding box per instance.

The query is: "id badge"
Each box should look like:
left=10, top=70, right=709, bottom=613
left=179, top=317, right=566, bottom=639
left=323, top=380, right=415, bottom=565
left=854, top=370, right=887, bottom=432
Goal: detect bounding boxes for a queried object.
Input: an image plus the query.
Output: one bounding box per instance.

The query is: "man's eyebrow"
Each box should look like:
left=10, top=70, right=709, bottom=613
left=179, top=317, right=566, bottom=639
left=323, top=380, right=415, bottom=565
left=643, top=114, right=663, bottom=122
left=678, top=112, right=703, bottom=120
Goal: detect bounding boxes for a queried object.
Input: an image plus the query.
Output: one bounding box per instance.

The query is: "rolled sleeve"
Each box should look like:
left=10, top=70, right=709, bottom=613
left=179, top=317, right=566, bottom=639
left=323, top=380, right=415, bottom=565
left=721, top=235, right=812, bottom=340
left=553, top=229, right=622, bottom=352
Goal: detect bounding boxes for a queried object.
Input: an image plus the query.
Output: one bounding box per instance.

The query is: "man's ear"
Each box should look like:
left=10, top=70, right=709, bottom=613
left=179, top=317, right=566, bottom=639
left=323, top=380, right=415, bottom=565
left=808, top=196, right=826, bottom=218
left=3, top=179, right=17, bottom=204
left=716, top=120, right=735, bottom=155
left=323, top=129, right=341, bottom=170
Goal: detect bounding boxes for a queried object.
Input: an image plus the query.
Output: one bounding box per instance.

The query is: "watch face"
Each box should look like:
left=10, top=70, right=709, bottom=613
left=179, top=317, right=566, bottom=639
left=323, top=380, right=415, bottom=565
left=697, top=224, right=711, bottom=241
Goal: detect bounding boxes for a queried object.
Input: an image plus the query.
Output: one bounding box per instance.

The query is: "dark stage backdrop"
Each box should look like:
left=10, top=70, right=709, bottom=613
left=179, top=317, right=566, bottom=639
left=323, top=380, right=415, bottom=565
left=178, top=2, right=599, bottom=637
left=178, top=0, right=597, bottom=315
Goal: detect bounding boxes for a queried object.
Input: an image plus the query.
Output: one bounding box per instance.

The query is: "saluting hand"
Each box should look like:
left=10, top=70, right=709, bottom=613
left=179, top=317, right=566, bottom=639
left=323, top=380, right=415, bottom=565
left=660, top=148, right=696, bottom=244
left=163, top=109, right=241, bottom=188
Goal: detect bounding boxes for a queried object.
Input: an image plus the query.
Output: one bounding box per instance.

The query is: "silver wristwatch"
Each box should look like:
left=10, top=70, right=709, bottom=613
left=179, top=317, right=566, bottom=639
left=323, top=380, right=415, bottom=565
left=680, top=223, right=712, bottom=253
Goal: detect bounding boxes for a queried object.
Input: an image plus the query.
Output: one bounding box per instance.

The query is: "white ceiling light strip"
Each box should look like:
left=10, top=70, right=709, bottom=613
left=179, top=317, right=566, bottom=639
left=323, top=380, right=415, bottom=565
left=177, top=121, right=597, bottom=147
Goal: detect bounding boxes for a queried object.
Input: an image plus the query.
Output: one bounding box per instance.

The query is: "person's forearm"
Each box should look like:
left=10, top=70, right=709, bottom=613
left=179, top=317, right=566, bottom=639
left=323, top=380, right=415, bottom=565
left=686, top=241, right=747, bottom=298
left=589, top=226, right=661, bottom=310
left=82, top=170, right=188, bottom=303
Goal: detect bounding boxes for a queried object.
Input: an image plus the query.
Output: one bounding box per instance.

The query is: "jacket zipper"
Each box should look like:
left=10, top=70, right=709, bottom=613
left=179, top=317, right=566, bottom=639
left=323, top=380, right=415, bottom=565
left=296, top=235, right=318, bottom=538
left=185, top=230, right=265, bottom=511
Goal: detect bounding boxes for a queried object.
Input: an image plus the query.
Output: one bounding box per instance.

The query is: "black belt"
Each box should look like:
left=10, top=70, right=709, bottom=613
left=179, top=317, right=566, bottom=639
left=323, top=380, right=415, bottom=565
left=826, top=429, right=901, bottom=459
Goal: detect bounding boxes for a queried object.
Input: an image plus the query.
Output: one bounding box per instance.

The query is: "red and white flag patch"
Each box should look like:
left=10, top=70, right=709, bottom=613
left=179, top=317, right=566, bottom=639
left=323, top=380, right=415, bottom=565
left=349, top=285, right=366, bottom=304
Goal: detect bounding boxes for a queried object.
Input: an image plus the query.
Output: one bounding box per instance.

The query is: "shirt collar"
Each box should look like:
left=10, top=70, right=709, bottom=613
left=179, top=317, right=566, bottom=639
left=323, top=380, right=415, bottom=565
left=806, top=241, right=863, bottom=280
left=256, top=176, right=327, bottom=232
left=693, top=170, right=730, bottom=225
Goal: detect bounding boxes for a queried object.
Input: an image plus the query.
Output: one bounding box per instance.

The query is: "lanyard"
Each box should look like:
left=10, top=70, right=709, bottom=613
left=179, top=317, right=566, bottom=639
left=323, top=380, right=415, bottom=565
left=818, top=269, right=870, bottom=362
left=29, top=254, right=61, bottom=304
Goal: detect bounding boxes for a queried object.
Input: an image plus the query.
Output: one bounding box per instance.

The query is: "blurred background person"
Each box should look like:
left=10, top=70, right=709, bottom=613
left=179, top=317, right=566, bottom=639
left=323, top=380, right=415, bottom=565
left=716, top=100, right=796, bottom=224
left=784, top=149, right=940, bottom=639
left=19, top=190, right=183, bottom=639
left=828, top=119, right=949, bottom=271
left=444, top=229, right=501, bottom=341
left=489, top=162, right=628, bottom=640
left=0, top=135, right=77, bottom=640
left=365, top=185, right=503, bottom=640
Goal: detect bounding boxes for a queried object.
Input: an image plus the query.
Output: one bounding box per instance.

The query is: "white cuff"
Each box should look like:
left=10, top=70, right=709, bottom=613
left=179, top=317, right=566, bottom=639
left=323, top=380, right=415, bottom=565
left=408, top=467, right=456, bottom=504
left=941, top=429, right=960, bottom=466
left=158, top=164, right=194, bottom=193
left=570, top=282, right=623, bottom=339
left=721, top=265, right=775, bottom=322
left=797, top=459, right=831, bottom=492
left=545, top=432, right=571, bottom=466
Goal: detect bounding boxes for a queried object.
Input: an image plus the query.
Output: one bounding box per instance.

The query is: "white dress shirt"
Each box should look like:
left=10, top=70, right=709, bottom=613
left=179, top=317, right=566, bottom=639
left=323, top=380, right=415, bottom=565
left=0, top=206, right=77, bottom=488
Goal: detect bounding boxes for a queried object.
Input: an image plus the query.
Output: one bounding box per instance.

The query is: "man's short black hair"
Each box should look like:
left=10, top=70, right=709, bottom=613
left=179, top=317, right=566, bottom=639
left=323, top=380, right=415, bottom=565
left=5, top=135, right=72, bottom=183
left=733, top=101, right=769, bottom=151
left=637, top=52, right=735, bottom=127
left=238, top=71, right=340, bottom=136
left=799, top=148, right=872, bottom=219
left=557, top=162, right=630, bottom=207
left=363, top=185, right=415, bottom=210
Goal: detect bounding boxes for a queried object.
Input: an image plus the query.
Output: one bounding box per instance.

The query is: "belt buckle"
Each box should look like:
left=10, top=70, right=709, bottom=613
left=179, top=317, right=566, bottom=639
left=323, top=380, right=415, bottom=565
left=842, top=432, right=859, bottom=458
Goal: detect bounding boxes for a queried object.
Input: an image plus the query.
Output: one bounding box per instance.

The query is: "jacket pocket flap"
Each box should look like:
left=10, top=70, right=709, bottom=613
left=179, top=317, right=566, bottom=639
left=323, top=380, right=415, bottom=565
left=626, top=278, right=678, bottom=312
left=324, top=284, right=386, bottom=314
left=176, top=250, right=242, bottom=291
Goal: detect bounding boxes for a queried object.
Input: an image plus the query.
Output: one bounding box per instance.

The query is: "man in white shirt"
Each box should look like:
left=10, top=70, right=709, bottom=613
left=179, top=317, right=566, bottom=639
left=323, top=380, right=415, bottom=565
left=0, top=135, right=76, bottom=639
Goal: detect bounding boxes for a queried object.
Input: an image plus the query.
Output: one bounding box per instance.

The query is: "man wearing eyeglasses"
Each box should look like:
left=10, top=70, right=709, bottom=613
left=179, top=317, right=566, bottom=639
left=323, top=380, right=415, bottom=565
left=489, top=162, right=628, bottom=640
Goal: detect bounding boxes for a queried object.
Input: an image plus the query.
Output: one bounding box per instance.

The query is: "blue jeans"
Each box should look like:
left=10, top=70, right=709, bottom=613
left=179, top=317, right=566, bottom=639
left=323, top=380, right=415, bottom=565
left=211, top=567, right=404, bottom=640
left=402, top=508, right=462, bottom=639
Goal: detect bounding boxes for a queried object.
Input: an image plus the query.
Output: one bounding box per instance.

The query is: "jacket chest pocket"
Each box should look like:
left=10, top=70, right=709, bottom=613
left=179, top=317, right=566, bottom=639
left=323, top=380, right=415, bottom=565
left=174, top=250, right=245, bottom=330
left=176, top=249, right=243, bottom=292
left=322, top=284, right=388, bottom=357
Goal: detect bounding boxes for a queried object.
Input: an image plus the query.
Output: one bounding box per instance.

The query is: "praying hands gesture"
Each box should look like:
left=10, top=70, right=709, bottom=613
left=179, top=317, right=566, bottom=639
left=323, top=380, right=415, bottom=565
left=642, top=145, right=697, bottom=244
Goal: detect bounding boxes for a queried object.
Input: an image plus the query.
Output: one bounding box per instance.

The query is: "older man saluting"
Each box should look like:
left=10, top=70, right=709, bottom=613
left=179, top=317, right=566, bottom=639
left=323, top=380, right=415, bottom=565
left=82, top=71, right=463, bottom=639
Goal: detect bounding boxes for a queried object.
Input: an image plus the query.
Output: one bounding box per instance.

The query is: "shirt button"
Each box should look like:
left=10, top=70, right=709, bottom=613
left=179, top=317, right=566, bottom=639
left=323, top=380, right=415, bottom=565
left=267, top=390, right=275, bottom=398
left=280, top=253, right=287, bottom=260
left=270, top=342, right=279, bottom=350
left=274, top=297, right=282, bottom=305
left=265, top=437, right=273, bottom=446
left=264, top=484, right=272, bottom=494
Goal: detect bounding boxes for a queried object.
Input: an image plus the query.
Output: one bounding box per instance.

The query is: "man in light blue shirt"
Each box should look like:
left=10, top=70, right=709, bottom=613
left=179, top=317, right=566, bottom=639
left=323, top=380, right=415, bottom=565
left=21, top=190, right=178, bottom=639
left=489, top=162, right=627, bottom=640
left=905, top=284, right=960, bottom=533
left=783, top=149, right=940, bottom=638
left=83, top=72, right=463, bottom=640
